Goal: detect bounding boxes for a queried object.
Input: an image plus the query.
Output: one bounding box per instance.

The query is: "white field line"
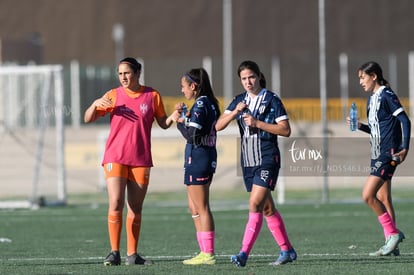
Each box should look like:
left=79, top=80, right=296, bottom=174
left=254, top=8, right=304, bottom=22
left=3, top=252, right=414, bottom=262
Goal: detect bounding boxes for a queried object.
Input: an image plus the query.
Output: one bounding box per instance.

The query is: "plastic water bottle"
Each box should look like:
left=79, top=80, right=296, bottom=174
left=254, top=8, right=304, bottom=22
left=261, top=108, right=275, bottom=138
left=242, top=108, right=255, bottom=135
left=181, top=104, right=187, bottom=118
left=350, top=102, right=358, bottom=131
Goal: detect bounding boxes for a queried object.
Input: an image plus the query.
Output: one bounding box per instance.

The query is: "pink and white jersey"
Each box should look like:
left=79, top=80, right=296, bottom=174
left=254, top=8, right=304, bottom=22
left=102, top=87, right=155, bottom=167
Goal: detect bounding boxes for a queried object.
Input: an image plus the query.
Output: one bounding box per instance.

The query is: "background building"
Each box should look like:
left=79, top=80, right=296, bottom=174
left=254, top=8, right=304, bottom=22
left=1, top=0, right=413, bottom=100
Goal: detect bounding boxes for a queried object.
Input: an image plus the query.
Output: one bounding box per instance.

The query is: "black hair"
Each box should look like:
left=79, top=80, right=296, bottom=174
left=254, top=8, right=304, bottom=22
left=119, top=57, right=142, bottom=73
left=237, top=60, right=266, bottom=88
left=358, top=61, right=390, bottom=88
left=184, top=68, right=221, bottom=116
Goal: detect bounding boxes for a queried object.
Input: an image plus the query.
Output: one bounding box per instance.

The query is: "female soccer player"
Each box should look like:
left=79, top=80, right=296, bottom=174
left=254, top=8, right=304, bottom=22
left=216, top=60, right=296, bottom=266
left=173, top=68, right=220, bottom=265
left=84, top=57, right=175, bottom=266
left=350, top=61, right=410, bottom=256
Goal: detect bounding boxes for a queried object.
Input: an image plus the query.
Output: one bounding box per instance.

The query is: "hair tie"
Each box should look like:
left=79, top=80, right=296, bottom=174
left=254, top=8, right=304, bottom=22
left=185, top=73, right=197, bottom=84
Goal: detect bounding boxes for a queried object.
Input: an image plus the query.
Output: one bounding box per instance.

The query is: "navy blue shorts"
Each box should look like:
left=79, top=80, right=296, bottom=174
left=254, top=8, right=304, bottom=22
left=242, top=164, right=279, bottom=192
left=184, top=144, right=217, bottom=185
left=370, top=158, right=396, bottom=180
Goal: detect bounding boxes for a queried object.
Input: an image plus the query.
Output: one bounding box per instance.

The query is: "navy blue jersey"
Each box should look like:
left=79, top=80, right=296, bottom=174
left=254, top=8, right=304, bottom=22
left=225, top=89, right=289, bottom=167
left=367, top=87, right=405, bottom=160
left=190, top=96, right=218, bottom=137
left=177, top=96, right=218, bottom=147
left=177, top=96, right=219, bottom=185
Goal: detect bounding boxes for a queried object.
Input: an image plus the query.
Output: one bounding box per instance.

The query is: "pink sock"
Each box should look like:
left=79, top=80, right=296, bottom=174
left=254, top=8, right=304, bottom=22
left=378, top=212, right=399, bottom=237
left=241, top=212, right=263, bottom=256
left=265, top=211, right=292, bottom=251
left=196, top=231, right=202, bottom=251
left=199, top=231, right=215, bottom=254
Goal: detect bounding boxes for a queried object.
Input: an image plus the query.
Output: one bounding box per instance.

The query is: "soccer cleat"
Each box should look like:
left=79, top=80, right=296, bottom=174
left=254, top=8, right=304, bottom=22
left=182, top=252, right=216, bottom=265
left=381, top=233, right=404, bottom=256
left=398, top=230, right=406, bottom=242
left=270, top=248, right=297, bottom=266
left=126, top=253, right=154, bottom=265
left=369, top=245, right=386, bottom=257
left=287, top=248, right=297, bottom=261
left=369, top=245, right=401, bottom=257
left=389, top=231, right=404, bottom=256
left=103, top=251, right=121, bottom=266
left=370, top=231, right=405, bottom=257
left=230, top=251, right=248, bottom=267
left=392, top=247, right=400, bottom=256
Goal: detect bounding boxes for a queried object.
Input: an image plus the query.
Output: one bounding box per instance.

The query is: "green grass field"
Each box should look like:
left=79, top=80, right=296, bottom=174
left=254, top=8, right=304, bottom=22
left=1, top=190, right=413, bottom=275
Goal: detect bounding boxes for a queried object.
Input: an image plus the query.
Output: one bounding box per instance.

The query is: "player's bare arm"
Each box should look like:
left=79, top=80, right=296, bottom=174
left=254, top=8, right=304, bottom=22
left=216, top=102, right=247, bottom=131
left=250, top=118, right=291, bottom=137
left=84, top=96, right=112, bottom=123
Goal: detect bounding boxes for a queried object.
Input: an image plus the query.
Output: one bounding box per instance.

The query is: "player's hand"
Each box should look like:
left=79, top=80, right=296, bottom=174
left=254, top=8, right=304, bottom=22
left=242, top=113, right=256, bottom=127
left=169, top=110, right=181, bottom=122
left=346, top=116, right=360, bottom=128
left=175, top=102, right=184, bottom=110
left=94, top=96, right=113, bottom=110
left=346, top=116, right=351, bottom=126
left=395, top=148, right=408, bottom=163
left=236, top=102, right=248, bottom=113
left=232, top=102, right=248, bottom=118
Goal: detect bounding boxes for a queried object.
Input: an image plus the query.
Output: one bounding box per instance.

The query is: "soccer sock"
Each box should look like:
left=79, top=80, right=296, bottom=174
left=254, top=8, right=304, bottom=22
left=265, top=211, right=292, bottom=251
left=241, top=212, right=263, bottom=256
left=196, top=231, right=202, bottom=251
left=378, top=212, right=399, bottom=238
left=108, top=210, right=122, bottom=252
left=199, top=231, right=215, bottom=254
left=126, top=212, right=142, bottom=256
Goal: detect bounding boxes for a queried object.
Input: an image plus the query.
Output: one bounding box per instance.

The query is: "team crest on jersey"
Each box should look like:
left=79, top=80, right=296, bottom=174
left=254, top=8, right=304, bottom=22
left=258, top=105, right=266, bottom=114
left=140, top=103, right=149, bottom=114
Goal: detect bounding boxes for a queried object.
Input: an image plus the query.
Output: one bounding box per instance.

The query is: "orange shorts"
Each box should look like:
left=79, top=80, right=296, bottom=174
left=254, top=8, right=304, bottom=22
left=103, top=163, right=150, bottom=184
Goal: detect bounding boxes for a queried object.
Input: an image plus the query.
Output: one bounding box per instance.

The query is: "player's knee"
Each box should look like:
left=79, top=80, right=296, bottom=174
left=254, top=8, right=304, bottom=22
left=362, top=192, right=375, bottom=205
left=377, top=193, right=391, bottom=205
left=248, top=201, right=263, bottom=213
left=361, top=193, right=369, bottom=204
left=127, top=211, right=141, bottom=219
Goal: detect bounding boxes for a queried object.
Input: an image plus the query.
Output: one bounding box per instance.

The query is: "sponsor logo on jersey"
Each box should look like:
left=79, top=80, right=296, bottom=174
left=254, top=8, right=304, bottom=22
left=260, top=170, right=269, bottom=181
left=196, top=100, right=204, bottom=107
